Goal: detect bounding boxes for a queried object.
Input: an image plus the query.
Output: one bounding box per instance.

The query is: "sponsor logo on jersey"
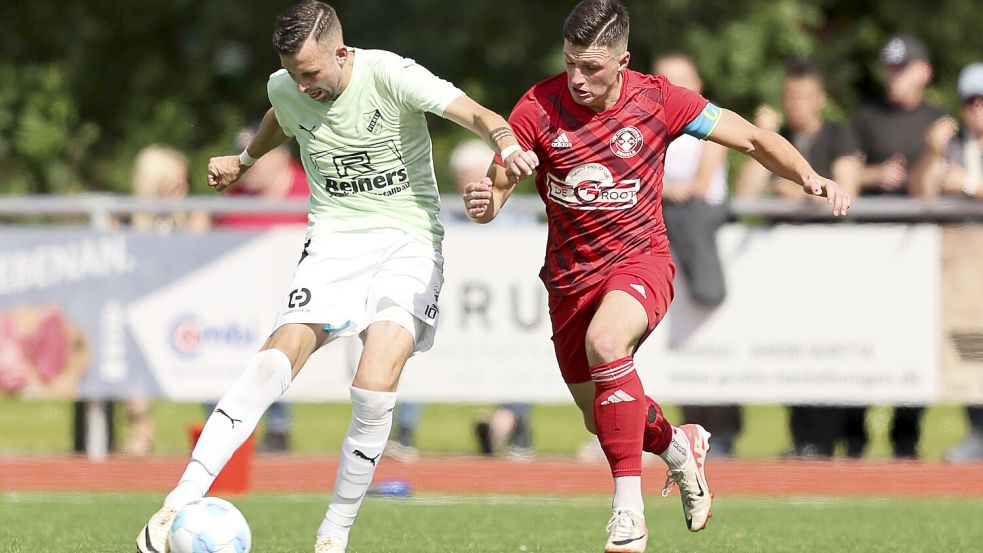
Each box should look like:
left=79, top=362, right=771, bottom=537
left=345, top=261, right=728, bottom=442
left=363, top=109, right=384, bottom=135
left=169, top=315, right=256, bottom=358
left=551, top=132, right=572, bottom=148
left=299, top=121, right=322, bottom=138
left=610, top=125, right=644, bottom=158
left=309, top=140, right=411, bottom=197
left=546, top=163, right=639, bottom=210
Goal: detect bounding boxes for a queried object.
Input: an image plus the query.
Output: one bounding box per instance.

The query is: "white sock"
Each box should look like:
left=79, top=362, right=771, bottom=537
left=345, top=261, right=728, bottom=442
left=659, top=427, right=691, bottom=470
left=613, top=475, right=644, bottom=515
left=164, top=349, right=292, bottom=509
left=318, top=387, right=398, bottom=543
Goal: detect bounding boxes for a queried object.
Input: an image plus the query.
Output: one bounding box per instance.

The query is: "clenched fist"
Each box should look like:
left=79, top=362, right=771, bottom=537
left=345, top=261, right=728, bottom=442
left=207, top=155, right=249, bottom=192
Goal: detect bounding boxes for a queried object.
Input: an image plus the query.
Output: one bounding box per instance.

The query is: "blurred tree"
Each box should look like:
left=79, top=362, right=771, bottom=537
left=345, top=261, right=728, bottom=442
left=0, top=0, right=981, bottom=196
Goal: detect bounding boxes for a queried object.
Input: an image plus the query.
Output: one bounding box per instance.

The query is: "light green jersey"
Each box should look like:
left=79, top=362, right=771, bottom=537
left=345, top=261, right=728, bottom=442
left=268, top=48, right=464, bottom=248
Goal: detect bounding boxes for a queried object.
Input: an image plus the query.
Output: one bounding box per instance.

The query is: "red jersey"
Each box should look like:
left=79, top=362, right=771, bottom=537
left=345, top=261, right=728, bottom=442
left=508, top=70, right=709, bottom=295
left=214, top=163, right=310, bottom=229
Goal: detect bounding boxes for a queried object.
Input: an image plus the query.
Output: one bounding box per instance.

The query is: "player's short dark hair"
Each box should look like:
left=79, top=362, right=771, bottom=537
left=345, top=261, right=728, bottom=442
left=784, top=58, right=825, bottom=87
left=563, top=0, right=630, bottom=50
left=273, top=1, right=341, bottom=55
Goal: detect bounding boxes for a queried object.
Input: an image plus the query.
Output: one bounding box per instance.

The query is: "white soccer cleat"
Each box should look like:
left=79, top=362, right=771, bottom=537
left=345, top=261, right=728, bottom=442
left=603, top=509, right=648, bottom=552
left=662, top=423, right=713, bottom=531
left=135, top=506, right=178, bottom=553
left=314, top=535, right=347, bottom=553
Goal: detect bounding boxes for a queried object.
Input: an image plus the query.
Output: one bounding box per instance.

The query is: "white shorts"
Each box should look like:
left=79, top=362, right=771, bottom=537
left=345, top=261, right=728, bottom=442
left=273, top=230, right=444, bottom=354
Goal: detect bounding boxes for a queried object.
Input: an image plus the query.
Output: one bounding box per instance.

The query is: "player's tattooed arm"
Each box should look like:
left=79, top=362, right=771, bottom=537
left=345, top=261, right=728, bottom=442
left=488, top=126, right=538, bottom=181
left=441, top=94, right=539, bottom=180
left=488, top=126, right=516, bottom=146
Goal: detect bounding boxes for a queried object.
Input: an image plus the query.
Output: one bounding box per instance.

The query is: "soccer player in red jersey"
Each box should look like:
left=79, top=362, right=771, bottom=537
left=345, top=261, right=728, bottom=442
left=463, top=1, right=850, bottom=551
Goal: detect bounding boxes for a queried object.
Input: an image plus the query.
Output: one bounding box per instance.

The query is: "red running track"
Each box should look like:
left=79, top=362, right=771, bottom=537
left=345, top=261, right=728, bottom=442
left=3, top=455, right=983, bottom=497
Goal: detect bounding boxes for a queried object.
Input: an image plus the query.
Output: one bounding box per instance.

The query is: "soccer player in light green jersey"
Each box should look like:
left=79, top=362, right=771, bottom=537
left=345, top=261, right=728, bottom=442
left=135, top=2, right=538, bottom=553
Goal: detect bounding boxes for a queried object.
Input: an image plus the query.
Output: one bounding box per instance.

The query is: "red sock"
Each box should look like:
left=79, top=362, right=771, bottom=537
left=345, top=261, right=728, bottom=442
left=590, top=356, right=645, bottom=477
left=642, top=396, right=673, bottom=454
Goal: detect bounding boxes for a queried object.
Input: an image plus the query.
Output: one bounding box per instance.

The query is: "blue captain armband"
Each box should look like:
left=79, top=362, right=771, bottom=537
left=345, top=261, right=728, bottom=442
left=682, top=102, right=723, bottom=140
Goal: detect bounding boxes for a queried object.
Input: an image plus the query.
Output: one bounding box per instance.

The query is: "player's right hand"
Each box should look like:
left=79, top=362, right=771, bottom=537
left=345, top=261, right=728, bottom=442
left=463, top=177, right=493, bottom=220
left=504, top=150, right=539, bottom=180
left=207, top=155, right=248, bottom=192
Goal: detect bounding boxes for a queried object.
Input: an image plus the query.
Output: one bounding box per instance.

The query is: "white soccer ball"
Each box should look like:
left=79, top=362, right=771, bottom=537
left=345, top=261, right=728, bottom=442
left=167, top=497, right=252, bottom=553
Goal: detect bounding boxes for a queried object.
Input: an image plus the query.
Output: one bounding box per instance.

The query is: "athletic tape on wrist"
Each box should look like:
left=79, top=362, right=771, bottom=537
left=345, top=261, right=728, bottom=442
left=500, top=145, right=521, bottom=161
left=238, top=149, right=257, bottom=167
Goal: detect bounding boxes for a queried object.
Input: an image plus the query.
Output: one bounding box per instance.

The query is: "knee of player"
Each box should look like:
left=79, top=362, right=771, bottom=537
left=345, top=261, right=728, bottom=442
left=584, top=330, right=632, bottom=363
left=248, top=349, right=293, bottom=386
left=352, top=369, right=400, bottom=393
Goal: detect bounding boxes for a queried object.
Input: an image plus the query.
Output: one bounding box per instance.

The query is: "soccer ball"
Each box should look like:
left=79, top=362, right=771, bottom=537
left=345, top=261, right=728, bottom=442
left=167, top=497, right=252, bottom=553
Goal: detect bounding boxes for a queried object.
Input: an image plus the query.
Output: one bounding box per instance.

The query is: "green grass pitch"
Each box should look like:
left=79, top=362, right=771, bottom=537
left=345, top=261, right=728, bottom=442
left=2, top=492, right=981, bottom=552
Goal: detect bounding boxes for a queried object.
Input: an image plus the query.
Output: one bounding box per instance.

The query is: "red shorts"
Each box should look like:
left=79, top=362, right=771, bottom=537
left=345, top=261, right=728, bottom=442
left=549, top=251, right=675, bottom=384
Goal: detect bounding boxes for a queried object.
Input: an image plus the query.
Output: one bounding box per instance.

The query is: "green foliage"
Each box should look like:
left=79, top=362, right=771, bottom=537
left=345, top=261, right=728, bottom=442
left=2, top=0, right=983, bottom=195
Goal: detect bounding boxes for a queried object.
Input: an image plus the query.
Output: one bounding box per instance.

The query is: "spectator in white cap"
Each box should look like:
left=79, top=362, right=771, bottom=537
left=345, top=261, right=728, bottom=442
left=911, top=63, right=983, bottom=199
left=908, top=62, right=983, bottom=463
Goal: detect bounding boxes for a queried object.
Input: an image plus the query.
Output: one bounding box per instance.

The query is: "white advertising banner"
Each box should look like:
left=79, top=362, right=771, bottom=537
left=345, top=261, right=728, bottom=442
left=402, top=224, right=940, bottom=405
left=123, top=229, right=355, bottom=402
left=0, top=224, right=940, bottom=403
left=637, top=224, right=940, bottom=405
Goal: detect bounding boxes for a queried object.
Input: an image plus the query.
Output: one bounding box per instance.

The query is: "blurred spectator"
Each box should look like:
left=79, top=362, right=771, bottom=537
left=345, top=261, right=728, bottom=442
left=209, top=129, right=310, bottom=453
left=851, top=35, right=951, bottom=459
left=124, top=145, right=209, bottom=456
left=654, top=52, right=741, bottom=457
left=130, top=145, right=210, bottom=232
left=385, top=402, right=423, bottom=462
left=737, top=60, right=861, bottom=458
left=854, top=35, right=949, bottom=197
left=737, top=60, right=861, bottom=203
left=385, top=139, right=536, bottom=462
left=212, top=128, right=310, bottom=229
left=910, top=63, right=982, bottom=199
left=909, top=62, right=983, bottom=462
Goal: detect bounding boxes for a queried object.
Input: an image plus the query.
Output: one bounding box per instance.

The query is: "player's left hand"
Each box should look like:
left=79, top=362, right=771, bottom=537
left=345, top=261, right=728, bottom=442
left=463, top=177, right=493, bottom=220
left=802, top=174, right=851, bottom=216
left=504, top=150, right=539, bottom=180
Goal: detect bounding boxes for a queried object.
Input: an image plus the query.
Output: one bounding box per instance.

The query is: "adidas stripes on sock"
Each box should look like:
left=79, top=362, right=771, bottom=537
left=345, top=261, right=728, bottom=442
left=590, top=356, right=646, bottom=478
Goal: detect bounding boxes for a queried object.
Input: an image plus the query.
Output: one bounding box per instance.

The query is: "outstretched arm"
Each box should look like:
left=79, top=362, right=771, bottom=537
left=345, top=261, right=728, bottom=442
left=442, top=95, right=538, bottom=181
left=706, top=109, right=851, bottom=216
left=207, top=108, right=290, bottom=192
left=442, top=94, right=538, bottom=223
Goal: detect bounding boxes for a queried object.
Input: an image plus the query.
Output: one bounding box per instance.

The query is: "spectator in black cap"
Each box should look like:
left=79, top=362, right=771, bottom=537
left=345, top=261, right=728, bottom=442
left=848, top=35, right=951, bottom=459
left=853, top=35, right=950, bottom=196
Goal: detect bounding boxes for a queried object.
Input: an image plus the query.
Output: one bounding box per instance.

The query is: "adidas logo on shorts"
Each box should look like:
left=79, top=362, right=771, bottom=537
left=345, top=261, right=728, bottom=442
left=551, top=132, right=572, bottom=148
left=600, top=389, right=636, bottom=406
